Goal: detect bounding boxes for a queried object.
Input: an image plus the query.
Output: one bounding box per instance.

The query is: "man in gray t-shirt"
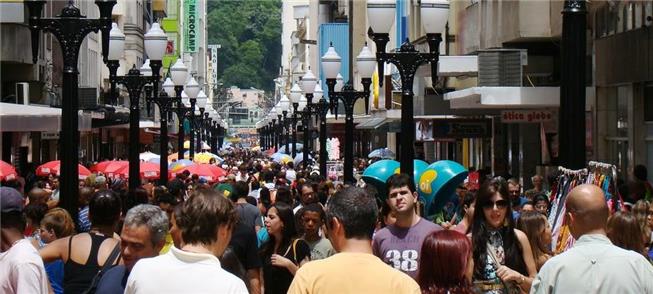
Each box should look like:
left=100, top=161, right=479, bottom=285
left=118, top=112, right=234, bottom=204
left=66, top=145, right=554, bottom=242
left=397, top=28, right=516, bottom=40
left=372, top=174, right=442, bottom=279
left=232, top=181, right=261, bottom=230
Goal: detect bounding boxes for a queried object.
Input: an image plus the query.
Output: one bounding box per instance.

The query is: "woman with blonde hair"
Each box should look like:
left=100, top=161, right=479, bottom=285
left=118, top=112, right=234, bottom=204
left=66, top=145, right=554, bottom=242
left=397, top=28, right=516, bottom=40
left=37, top=208, right=76, bottom=294
left=516, top=211, right=552, bottom=271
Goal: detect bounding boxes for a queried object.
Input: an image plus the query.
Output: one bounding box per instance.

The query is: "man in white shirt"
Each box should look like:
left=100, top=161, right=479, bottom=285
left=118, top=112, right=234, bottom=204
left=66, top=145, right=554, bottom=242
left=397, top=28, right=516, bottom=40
left=531, top=184, right=653, bottom=294
left=125, top=189, right=247, bottom=294
left=0, top=187, right=49, bottom=294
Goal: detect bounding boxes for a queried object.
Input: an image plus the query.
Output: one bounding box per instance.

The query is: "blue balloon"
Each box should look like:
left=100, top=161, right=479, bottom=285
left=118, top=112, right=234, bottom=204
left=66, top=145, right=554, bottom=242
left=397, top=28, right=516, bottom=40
left=416, top=160, right=468, bottom=215
left=362, top=160, right=400, bottom=200
left=413, top=159, right=429, bottom=188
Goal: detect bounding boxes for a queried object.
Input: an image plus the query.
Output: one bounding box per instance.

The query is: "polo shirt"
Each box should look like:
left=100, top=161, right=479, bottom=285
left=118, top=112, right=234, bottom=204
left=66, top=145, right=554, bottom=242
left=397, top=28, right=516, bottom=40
left=531, top=234, right=653, bottom=294
left=125, top=246, right=247, bottom=294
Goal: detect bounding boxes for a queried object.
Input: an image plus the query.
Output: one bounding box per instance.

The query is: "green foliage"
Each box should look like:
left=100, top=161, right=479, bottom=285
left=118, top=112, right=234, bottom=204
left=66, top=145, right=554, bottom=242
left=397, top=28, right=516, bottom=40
left=207, top=0, right=282, bottom=92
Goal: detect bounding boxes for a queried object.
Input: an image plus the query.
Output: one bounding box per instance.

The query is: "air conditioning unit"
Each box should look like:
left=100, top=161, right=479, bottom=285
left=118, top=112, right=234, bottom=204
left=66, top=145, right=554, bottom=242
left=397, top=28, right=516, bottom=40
left=16, top=82, right=29, bottom=105
left=478, top=49, right=527, bottom=87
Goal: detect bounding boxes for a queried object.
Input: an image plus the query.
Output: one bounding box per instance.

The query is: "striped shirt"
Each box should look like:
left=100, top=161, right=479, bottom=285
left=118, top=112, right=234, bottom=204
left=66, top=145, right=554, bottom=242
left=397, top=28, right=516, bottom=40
left=78, top=206, right=91, bottom=232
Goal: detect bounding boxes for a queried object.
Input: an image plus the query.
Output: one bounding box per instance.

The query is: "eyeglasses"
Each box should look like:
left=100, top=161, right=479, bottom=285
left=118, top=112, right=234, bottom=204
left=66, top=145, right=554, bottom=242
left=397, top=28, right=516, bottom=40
left=482, top=199, right=509, bottom=209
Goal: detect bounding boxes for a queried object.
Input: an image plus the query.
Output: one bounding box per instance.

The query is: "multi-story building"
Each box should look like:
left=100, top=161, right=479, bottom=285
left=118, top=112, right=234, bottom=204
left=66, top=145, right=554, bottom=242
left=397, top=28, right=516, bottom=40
left=1, top=0, right=167, bottom=173
left=591, top=1, right=653, bottom=181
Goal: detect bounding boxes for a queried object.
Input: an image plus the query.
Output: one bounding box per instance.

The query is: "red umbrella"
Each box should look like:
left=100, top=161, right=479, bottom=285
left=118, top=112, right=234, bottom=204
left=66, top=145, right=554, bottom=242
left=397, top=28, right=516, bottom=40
left=0, top=160, right=18, bottom=181
left=101, top=161, right=129, bottom=177
left=36, top=160, right=92, bottom=179
left=177, top=164, right=226, bottom=182
left=115, top=161, right=164, bottom=180
left=91, top=160, right=115, bottom=172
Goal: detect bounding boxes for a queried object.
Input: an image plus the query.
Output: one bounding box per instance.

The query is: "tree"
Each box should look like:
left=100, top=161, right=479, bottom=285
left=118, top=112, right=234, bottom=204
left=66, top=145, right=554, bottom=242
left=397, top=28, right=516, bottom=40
left=207, top=0, right=282, bottom=92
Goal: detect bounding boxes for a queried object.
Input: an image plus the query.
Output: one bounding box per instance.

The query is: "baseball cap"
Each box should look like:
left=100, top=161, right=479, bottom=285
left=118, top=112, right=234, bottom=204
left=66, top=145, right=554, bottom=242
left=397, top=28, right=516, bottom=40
left=214, top=183, right=233, bottom=198
left=1, top=187, right=24, bottom=213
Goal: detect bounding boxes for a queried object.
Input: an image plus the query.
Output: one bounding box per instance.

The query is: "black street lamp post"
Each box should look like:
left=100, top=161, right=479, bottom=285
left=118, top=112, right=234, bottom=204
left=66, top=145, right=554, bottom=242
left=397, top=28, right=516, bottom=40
left=367, top=0, right=449, bottom=182
left=325, top=81, right=372, bottom=183
left=298, top=69, right=320, bottom=171
left=558, top=0, right=587, bottom=169
left=211, top=121, right=219, bottom=154
left=271, top=117, right=277, bottom=151
left=185, top=84, right=200, bottom=159
left=109, top=65, right=157, bottom=194
left=321, top=44, right=375, bottom=183
left=27, top=0, right=116, bottom=221
left=314, top=98, right=330, bottom=177
left=108, top=23, right=166, bottom=192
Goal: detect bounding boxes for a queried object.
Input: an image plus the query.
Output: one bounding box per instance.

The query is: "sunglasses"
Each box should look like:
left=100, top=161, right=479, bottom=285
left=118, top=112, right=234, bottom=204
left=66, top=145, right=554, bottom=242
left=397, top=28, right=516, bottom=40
left=482, top=199, right=509, bottom=209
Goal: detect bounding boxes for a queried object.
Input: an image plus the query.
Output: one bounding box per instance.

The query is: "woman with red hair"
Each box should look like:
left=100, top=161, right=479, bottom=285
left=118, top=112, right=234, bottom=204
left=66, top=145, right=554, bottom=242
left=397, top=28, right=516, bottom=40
left=417, top=230, right=474, bottom=294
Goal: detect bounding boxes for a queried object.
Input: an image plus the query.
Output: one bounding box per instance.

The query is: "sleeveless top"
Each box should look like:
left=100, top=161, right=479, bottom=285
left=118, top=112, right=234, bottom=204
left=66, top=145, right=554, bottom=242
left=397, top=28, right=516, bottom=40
left=473, top=229, right=506, bottom=294
left=63, top=232, right=112, bottom=293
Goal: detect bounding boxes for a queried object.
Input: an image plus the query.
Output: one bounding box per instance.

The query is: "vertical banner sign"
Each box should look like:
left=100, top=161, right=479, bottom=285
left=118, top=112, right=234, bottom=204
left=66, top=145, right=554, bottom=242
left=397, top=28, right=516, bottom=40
left=184, top=0, right=198, bottom=52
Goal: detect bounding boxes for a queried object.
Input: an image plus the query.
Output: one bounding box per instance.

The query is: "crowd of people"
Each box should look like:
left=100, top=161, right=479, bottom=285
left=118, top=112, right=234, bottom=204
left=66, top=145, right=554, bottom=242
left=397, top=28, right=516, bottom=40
left=2, top=149, right=653, bottom=293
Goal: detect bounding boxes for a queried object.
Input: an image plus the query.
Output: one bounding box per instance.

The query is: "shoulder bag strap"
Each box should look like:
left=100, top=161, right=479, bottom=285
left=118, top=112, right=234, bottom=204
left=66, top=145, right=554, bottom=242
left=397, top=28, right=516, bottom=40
left=82, top=242, right=121, bottom=294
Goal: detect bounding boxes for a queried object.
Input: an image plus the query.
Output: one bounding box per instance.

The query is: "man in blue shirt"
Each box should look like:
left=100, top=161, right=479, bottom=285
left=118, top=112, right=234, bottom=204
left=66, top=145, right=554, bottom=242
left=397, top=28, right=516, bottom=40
left=508, top=178, right=528, bottom=220
left=95, top=204, right=168, bottom=294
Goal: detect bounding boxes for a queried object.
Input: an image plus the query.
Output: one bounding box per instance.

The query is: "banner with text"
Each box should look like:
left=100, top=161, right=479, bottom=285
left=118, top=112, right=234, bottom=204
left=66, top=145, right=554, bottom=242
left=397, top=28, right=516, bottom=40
left=184, top=0, right=198, bottom=52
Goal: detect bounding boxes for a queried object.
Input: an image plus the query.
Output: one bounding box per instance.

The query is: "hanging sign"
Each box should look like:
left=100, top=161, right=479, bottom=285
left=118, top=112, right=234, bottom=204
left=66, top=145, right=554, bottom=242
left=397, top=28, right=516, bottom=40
left=184, top=0, right=198, bottom=52
left=501, top=110, right=554, bottom=123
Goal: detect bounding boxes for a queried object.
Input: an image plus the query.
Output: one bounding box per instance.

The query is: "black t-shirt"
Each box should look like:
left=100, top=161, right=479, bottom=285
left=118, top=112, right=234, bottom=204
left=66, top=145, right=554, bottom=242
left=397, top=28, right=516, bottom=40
left=261, top=239, right=310, bottom=294
left=229, top=223, right=262, bottom=270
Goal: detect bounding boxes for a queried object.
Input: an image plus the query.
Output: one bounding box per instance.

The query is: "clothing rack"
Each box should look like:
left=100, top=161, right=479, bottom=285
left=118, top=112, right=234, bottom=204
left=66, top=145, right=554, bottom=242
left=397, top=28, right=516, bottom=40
left=557, top=166, right=588, bottom=177
left=549, top=161, right=621, bottom=254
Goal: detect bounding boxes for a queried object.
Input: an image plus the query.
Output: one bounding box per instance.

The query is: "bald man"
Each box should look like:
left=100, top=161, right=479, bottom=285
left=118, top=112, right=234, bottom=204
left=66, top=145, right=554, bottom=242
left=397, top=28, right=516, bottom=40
left=531, top=184, right=653, bottom=294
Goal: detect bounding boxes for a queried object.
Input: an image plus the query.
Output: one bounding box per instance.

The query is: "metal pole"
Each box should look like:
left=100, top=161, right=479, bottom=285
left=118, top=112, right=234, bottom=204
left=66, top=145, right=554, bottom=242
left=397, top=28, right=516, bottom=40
left=291, top=103, right=298, bottom=158
left=318, top=99, right=328, bottom=177
left=27, top=0, right=116, bottom=224
left=283, top=112, right=289, bottom=155
left=189, top=99, right=196, bottom=159
left=558, top=0, right=587, bottom=169
left=159, top=108, right=169, bottom=185
left=175, top=86, right=185, bottom=160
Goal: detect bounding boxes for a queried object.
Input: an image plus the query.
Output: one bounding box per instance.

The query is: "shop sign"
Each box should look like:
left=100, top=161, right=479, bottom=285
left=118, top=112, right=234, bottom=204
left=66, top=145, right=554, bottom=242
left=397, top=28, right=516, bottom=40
left=184, top=0, right=197, bottom=52
left=501, top=110, right=554, bottom=123
left=42, top=132, right=59, bottom=140
left=432, top=119, right=492, bottom=138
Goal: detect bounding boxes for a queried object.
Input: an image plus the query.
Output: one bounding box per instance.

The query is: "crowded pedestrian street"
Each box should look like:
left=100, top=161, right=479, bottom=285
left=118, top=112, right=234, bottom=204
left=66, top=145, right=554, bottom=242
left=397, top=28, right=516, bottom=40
left=2, top=0, right=653, bottom=294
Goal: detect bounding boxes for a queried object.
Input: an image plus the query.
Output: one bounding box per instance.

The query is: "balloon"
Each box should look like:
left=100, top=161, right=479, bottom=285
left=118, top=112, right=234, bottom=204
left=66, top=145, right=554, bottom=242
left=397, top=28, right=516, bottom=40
left=362, top=160, right=400, bottom=201
left=417, top=160, right=468, bottom=215
left=413, top=159, right=429, bottom=192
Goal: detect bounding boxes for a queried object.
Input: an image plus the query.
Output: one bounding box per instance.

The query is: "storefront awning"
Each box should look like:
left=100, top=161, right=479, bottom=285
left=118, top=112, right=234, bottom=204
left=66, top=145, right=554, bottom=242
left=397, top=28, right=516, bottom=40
left=443, top=87, right=560, bottom=109
left=0, top=102, right=92, bottom=132
left=355, top=117, right=401, bottom=132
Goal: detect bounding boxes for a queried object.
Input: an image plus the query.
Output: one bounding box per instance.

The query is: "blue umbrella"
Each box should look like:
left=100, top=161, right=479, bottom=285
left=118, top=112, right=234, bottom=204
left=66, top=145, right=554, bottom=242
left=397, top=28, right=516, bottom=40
left=294, top=153, right=312, bottom=165
left=368, top=148, right=395, bottom=159
left=278, top=143, right=304, bottom=155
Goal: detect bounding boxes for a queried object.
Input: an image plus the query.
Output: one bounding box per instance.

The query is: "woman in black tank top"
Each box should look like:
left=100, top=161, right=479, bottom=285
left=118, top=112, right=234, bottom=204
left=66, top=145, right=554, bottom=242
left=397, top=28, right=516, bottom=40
left=39, top=190, right=122, bottom=293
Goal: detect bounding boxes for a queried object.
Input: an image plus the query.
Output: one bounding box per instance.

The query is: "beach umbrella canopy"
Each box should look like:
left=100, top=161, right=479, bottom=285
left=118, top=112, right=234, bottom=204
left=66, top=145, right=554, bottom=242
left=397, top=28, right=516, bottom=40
left=368, top=148, right=395, bottom=159
left=193, top=152, right=223, bottom=164
left=139, top=151, right=160, bottom=161
left=278, top=143, right=304, bottom=154
left=36, top=160, right=91, bottom=179
left=273, top=154, right=293, bottom=164
left=293, top=153, right=312, bottom=166
left=115, top=161, right=162, bottom=180
left=91, top=160, right=114, bottom=172
left=101, top=161, right=130, bottom=177
left=183, top=140, right=211, bottom=150
left=169, top=159, right=195, bottom=172
left=0, top=160, right=18, bottom=181
left=177, top=164, right=226, bottom=182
